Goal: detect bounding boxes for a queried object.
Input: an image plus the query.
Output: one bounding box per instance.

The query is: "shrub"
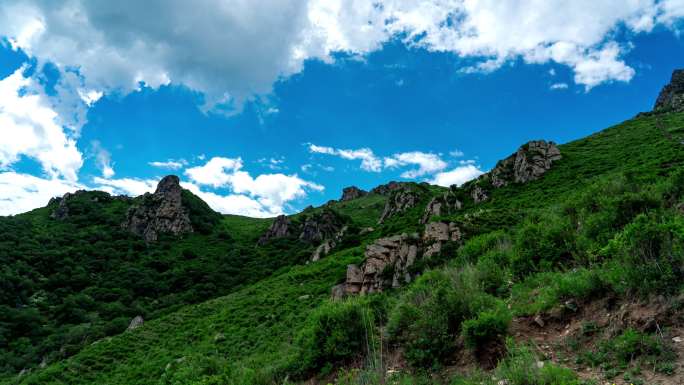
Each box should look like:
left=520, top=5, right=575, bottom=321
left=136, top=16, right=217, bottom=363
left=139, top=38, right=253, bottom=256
left=603, top=213, right=684, bottom=294
left=292, top=299, right=373, bottom=376
left=462, top=306, right=511, bottom=349
left=387, top=267, right=498, bottom=369
left=457, top=231, right=512, bottom=266
left=511, top=214, right=575, bottom=277
left=495, top=343, right=583, bottom=385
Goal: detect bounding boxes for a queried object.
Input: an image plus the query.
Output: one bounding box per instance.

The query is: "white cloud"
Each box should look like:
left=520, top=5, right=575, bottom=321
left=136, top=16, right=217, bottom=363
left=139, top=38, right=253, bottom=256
left=185, top=157, right=243, bottom=188
left=449, top=149, right=464, bottom=157
left=148, top=159, right=187, bottom=170
left=550, top=82, right=569, bottom=90
left=181, top=182, right=279, bottom=218
left=185, top=156, right=323, bottom=215
left=93, top=177, right=158, bottom=196
left=0, top=66, right=83, bottom=182
left=429, top=164, right=484, bottom=187
left=1, top=0, right=680, bottom=119
left=310, top=143, right=449, bottom=179
left=384, top=151, right=447, bottom=178
left=0, top=172, right=83, bottom=215
left=308, top=144, right=382, bottom=172
left=90, top=140, right=114, bottom=178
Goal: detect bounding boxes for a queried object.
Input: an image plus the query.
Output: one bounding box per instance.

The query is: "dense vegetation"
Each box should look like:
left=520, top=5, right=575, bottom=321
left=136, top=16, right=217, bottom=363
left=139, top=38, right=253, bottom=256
left=2, top=110, right=683, bottom=384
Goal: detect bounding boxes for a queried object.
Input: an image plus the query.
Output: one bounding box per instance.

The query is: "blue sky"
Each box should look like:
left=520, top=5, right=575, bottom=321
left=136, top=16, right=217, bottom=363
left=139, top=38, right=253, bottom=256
left=0, top=1, right=683, bottom=217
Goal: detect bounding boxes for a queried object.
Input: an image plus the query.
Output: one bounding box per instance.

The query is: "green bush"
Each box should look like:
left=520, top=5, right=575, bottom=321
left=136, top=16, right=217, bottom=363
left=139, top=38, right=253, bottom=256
left=511, top=214, right=575, bottom=277
left=387, top=267, right=498, bottom=369
left=603, top=212, right=684, bottom=294
left=292, top=299, right=373, bottom=376
left=462, top=306, right=511, bottom=349
left=457, top=231, right=512, bottom=265
left=495, top=343, right=583, bottom=385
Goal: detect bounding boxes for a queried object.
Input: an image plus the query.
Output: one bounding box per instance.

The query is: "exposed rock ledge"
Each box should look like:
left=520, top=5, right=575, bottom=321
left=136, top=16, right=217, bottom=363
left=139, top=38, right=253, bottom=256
left=654, top=69, right=684, bottom=112
left=332, top=221, right=461, bottom=299
left=123, top=175, right=193, bottom=242
left=340, top=186, right=367, bottom=201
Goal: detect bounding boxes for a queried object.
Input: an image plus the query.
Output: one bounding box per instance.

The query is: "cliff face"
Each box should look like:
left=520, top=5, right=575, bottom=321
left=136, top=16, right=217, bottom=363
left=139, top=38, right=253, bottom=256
left=654, top=69, right=684, bottom=112
left=123, top=175, right=193, bottom=242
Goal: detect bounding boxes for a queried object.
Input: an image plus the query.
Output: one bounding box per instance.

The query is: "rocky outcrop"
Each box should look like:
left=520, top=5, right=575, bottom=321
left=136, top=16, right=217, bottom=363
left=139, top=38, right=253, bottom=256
left=489, top=140, right=562, bottom=188
left=123, top=175, right=193, bottom=242
left=257, top=215, right=293, bottom=245
left=49, top=193, right=75, bottom=220
left=421, top=188, right=463, bottom=224
left=311, top=225, right=348, bottom=261
left=370, top=181, right=408, bottom=196
left=258, top=208, right=346, bottom=247
left=299, top=210, right=345, bottom=243
left=423, top=221, right=461, bottom=258
left=340, top=186, right=367, bottom=201
left=379, top=185, right=420, bottom=223
left=337, top=233, right=422, bottom=296
left=655, top=69, right=684, bottom=112
left=470, top=185, right=489, bottom=203
left=127, top=315, right=144, bottom=331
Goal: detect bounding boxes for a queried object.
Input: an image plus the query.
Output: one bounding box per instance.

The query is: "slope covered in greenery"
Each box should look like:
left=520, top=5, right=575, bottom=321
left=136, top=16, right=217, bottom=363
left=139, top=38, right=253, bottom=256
left=3, top=110, right=684, bottom=385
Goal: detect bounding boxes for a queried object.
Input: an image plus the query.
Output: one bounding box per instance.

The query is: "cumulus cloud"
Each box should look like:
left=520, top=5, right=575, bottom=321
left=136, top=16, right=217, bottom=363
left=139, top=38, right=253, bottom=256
left=550, top=83, right=569, bottom=90
left=0, top=172, right=83, bottom=215
left=1, top=0, right=681, bottom=118
left=148, top=159, right=187, bottom=170
left=429, top=164, right=484, bottom=187
left=309, top=143, right=449, bottom=179
left=308, top=144, right=382, bottom=172
left=185, top=156, right=323, bottom=215
left=93, top=176, right=158, bottom=196
left=384, top=151, right=447, bottom=178
left=0, top=66, right=83, bottom=182
left=90, top=140, right=115, bottom=178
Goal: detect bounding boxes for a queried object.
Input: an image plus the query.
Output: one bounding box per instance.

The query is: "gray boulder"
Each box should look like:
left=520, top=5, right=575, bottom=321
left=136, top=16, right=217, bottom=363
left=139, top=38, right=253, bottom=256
left=127, top=315, right=144, bottom=331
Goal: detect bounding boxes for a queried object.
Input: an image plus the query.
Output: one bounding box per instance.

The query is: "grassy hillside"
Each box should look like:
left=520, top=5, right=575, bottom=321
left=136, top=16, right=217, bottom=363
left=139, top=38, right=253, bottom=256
left=4, top=111, right=684, bottom=385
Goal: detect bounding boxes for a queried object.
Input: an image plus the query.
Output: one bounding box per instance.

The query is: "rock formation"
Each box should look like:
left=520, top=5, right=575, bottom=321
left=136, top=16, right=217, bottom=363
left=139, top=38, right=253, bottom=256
left=299, top=210, right=345, bottom=243
left=123, top=175, right=193, bottom=242
left=421, top=188, right=463, bottom=224
left=654, top=69, right=684, bottom=112
left=257, top=215, right=293, bottom=245
left=340, top=186, right=367, bottom=201
left=127, top=315, right=144, bottom=331
left=258, top=208, right=346, bottom=247
left=311, top=226, right=348, bottom=261
left=335, top=233, right=422, bottom=297
left=489, top=140, right=562, bottom=188
left=470, top=185, right=489, bottom=203
left=370, top=181, right=408, bottom=196
left=49, top=193, right=76, bottom=220
left=423, top=221, right=461, bottom=258
left=379, top=185, right=420, bottom=223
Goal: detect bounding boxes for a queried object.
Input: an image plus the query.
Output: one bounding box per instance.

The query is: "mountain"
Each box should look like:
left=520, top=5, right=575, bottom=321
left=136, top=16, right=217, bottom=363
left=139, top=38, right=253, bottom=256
left=2, top=70, right=684, bottom=385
